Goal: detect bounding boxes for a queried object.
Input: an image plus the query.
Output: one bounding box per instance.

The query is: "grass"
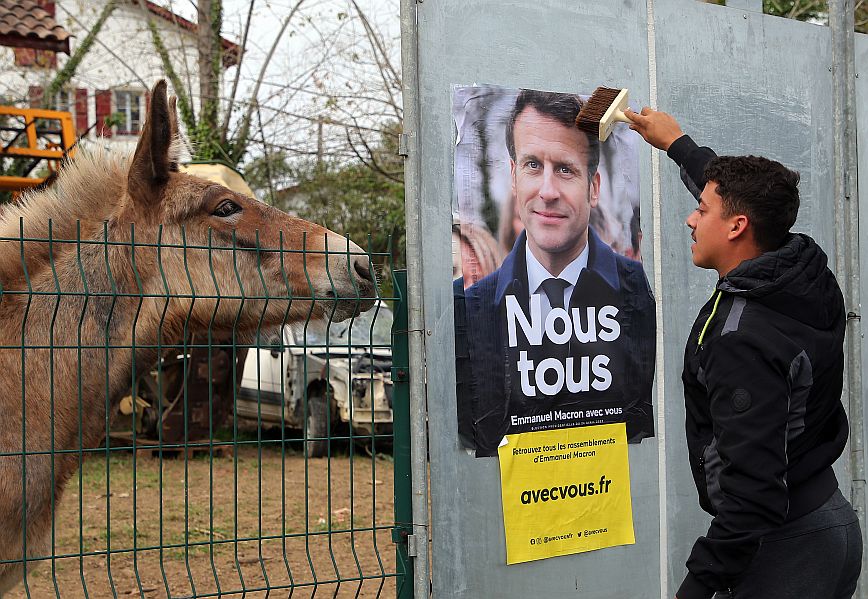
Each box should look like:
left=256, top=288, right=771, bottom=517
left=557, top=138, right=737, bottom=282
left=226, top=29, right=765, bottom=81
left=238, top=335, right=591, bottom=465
left=6, top=444, right=398, bottom=598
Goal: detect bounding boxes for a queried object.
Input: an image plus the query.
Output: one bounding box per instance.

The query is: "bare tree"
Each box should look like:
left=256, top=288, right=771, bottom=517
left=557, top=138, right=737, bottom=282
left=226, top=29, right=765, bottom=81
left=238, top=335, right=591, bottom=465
left=143, top=0, right=307, bottom=165
left=261, top=0, right=403, bottom=182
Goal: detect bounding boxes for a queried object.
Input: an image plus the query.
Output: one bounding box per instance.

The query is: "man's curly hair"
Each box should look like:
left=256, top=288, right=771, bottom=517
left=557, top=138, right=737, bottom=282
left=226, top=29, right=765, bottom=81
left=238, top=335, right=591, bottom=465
left=704, top=156, right=800, bottom=252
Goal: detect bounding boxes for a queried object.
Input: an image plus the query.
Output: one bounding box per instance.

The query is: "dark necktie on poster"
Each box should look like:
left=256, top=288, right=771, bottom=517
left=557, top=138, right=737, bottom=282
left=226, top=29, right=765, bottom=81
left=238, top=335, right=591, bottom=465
left=535, top=278, right=571, bottom=364
left=539, top=278, right=569, bottom=310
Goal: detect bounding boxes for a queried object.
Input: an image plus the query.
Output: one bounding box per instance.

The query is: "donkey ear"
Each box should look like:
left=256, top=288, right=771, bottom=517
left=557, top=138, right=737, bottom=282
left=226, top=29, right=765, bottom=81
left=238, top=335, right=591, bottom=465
left=127, top=80, right=173, bottom=206
left=167, top=95, right=180, bottom=170
left=168, top=95, right=179, bottom=140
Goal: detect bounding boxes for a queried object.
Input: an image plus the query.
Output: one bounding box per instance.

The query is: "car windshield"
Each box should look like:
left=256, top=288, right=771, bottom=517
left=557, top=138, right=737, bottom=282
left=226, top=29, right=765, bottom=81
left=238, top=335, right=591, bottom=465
left=328, top=304, right=393, bottom=347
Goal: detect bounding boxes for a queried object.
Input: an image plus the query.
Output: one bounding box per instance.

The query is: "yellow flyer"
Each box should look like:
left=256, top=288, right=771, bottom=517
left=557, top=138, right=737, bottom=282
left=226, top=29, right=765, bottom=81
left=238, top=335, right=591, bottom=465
left=497, top=422, right=634, bottom=564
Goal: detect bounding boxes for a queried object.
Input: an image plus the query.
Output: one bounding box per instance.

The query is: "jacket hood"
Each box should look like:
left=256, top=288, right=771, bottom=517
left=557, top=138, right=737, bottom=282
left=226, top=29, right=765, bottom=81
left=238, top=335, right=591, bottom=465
left=718, top=233, right=844, bottom=330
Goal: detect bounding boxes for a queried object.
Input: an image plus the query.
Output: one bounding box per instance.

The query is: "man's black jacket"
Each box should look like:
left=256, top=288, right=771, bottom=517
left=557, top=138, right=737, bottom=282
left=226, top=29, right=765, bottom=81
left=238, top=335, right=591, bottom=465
left=670, top=136, right=849, bottom=599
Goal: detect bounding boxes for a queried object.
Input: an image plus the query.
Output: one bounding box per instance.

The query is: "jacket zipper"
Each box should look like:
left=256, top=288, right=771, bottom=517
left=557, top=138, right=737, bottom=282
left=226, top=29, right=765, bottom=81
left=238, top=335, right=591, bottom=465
left=696, top=290, right=723, bottom=351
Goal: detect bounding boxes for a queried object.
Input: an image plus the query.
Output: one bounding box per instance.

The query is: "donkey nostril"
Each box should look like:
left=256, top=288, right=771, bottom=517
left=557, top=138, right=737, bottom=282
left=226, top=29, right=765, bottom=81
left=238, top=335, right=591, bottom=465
left=354, top=259, right=374, bottom=284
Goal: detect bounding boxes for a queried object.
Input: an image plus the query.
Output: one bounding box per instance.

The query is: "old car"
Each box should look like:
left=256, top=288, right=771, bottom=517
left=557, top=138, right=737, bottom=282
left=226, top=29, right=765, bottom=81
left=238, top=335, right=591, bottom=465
left=237, top=302, right=393, bottom=456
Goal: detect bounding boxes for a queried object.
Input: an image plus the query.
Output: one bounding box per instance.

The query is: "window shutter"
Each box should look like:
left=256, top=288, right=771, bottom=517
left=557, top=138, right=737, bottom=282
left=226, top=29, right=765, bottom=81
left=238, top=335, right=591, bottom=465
left=95, top=90, right=112, bottom=138
left=28, top=85, right=44, bottom=108
left=75, top=88, right=88, bottom=136
left=36, top=0, right=56, bottom=16
left=14, top=48, right=36, bottom=67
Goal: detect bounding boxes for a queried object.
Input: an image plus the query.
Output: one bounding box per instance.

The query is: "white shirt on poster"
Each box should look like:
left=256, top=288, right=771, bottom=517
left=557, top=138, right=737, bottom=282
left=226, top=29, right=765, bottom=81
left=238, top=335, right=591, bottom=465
left=525, top=240, right=589, bottom=317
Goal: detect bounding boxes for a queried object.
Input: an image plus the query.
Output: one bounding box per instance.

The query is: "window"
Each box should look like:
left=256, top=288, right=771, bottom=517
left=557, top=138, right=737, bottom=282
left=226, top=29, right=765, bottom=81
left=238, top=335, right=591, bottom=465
left=33, top=89, right=73, bottom=139
left=14, top=48, right=57, bottom=69
left=53, top=90, right=71, bottom=113
left=113, top=90, right=144, bottom=135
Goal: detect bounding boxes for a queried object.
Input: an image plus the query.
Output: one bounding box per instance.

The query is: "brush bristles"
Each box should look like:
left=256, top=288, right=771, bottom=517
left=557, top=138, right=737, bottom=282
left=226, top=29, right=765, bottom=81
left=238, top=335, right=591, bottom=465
left=575, top=86, right=623, bottom=135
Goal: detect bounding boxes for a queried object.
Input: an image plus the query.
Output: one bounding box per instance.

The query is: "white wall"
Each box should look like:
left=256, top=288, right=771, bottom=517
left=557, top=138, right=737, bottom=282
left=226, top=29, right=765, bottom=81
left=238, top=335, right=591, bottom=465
left=0, top=0, right=219, bottom=146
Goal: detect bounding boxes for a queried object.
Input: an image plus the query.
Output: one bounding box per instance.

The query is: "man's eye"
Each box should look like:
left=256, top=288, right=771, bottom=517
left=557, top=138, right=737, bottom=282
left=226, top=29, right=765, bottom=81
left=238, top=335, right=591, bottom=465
left=213, top=200, right=241, bottom=218
left=557, top=166, right=573, bottom=175
left=526, top=161, right=539, bottom=169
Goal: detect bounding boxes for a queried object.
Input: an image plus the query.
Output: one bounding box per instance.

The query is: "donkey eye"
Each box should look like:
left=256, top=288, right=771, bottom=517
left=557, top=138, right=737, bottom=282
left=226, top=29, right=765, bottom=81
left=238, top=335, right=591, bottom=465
left=212, top=200, right=241, bottom=218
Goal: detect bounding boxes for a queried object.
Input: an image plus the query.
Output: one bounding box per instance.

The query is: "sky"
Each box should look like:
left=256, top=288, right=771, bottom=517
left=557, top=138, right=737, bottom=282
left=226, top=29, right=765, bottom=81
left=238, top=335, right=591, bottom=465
left=150, top=0, right=403, bottom=170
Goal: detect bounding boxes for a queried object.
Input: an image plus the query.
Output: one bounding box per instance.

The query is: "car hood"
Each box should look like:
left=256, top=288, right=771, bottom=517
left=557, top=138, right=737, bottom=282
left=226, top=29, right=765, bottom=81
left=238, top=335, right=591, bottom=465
left=308, top=346, right=392, bottom=359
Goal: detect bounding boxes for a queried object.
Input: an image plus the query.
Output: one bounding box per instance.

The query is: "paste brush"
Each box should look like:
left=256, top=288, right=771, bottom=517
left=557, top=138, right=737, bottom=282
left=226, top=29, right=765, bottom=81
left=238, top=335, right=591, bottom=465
left=576, top=87, right=633, bottom=142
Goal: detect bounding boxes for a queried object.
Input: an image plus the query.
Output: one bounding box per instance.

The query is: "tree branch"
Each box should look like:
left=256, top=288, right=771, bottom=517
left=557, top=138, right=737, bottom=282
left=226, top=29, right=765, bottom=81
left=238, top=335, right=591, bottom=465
left=144, top=10, right=197, bottom=131
left=231, top=0, right=306, bottom=164
left=44, top=1, right=118, bottom=104
left=221, top=0, right=255, bottom=144
left=349, top=0, right=401, bottom=119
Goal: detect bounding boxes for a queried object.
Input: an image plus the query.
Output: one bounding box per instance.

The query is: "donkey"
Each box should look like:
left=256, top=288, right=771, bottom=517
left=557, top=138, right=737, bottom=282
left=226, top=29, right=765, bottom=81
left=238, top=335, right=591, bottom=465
left=0, top=80, right=377, bottom=593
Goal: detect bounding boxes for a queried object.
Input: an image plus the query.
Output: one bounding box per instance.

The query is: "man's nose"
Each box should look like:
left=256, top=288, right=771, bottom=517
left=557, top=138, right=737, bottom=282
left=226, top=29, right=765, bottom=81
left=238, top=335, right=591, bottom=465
left=686, top=211, right=697, bottom=229
left=538, top=168, right=558, bottom=202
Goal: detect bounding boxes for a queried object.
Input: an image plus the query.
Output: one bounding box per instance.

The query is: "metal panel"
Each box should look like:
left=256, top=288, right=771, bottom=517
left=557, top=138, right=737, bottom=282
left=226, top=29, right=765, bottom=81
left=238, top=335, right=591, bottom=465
left=855, top=29, right=868, bottom=599
left=652, top=3, right=840, bottom=595
left=726, top=0, right=763, bottom=11
left=409, top=1, right=860, bottom=597
left=412, top=1, right=660, bottom=597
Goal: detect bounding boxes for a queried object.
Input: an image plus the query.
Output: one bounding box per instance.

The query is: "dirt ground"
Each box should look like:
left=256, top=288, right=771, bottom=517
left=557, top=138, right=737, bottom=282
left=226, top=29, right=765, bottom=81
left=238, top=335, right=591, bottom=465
left=6, top=441, right=400, bottom=598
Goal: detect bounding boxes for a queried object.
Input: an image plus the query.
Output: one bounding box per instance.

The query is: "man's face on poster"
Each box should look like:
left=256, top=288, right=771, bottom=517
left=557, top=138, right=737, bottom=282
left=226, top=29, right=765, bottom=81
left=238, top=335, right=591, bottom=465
left=510, top=106, right=601, bottom=275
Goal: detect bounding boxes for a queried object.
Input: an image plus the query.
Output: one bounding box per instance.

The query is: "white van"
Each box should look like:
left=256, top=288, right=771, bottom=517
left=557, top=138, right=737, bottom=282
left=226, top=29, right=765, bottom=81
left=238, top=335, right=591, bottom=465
left=237, top=303, right=394, bottom=456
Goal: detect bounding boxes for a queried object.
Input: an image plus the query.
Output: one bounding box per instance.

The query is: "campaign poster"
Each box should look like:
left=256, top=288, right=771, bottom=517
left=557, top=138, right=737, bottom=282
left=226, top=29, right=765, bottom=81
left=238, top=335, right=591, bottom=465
left=452, top=85, right=656, bottom=458
left=498, top=423, right=634, bottom=563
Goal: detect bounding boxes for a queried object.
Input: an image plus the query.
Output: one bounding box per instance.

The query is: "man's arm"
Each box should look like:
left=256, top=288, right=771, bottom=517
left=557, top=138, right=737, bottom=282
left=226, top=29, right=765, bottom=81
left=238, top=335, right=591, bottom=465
left=624, top=108, right=717, bottom=200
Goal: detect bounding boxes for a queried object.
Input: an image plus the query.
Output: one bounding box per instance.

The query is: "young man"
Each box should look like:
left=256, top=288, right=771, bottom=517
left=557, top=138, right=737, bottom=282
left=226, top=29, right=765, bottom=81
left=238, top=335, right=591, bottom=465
left=453, top=90, right=656, bottom=456
left=626, top=106, right=862, bottom=599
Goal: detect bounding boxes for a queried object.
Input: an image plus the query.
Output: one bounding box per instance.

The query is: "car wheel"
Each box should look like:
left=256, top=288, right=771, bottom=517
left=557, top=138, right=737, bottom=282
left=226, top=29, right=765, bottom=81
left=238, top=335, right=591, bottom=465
left=306, top=390, right=330, bottom=458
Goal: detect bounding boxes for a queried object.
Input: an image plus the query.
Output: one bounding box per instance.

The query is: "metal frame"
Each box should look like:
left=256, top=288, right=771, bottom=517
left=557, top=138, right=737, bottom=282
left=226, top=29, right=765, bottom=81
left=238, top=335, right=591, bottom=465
left=402, top=0, right=866, bottom=596
left=0, top=106, right=77, bottom=192
left=830, top=2, right=866, bottom=597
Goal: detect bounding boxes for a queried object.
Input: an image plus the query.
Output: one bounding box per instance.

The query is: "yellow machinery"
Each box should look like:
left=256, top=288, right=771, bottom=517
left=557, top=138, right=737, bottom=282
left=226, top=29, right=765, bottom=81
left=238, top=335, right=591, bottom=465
left=179, top=161, right=256, bottom=198
left=0, top=105, right=77, bottom=194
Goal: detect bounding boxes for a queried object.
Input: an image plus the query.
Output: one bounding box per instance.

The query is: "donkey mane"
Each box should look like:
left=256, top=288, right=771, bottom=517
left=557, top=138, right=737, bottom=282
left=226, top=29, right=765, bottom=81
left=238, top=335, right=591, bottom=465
left=0, top=139, right=184, bottom=287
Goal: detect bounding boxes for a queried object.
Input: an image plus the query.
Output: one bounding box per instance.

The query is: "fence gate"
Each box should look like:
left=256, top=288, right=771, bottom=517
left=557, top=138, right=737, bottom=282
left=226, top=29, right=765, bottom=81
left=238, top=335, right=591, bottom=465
left=401, top=0, right=866, bottom=597
left=0, top=219, right=411, bottom=598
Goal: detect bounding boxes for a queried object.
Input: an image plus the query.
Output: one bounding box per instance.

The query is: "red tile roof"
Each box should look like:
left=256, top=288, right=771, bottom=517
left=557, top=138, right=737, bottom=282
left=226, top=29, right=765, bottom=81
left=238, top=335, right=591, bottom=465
left=0, top=0, right=239, bottom=67
left=0, top=0, right=71, bottom=54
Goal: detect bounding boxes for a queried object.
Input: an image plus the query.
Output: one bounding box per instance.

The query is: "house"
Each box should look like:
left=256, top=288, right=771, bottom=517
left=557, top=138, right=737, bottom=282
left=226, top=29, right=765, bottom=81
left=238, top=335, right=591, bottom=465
left=0, top=0, right=239, bottom=146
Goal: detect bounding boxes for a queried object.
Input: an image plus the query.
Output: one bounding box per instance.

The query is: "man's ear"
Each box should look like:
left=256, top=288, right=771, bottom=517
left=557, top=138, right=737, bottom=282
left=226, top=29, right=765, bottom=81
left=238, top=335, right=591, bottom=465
left=510, top=159, right=517, bottom=196
left=728, top=214, right=750, bottom=241
left=589, top=171, right=601, bottom=208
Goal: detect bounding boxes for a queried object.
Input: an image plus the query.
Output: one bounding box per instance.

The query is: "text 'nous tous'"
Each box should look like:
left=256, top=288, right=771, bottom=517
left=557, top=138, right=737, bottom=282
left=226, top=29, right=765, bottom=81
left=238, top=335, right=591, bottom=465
left=506, top=295, right=620, bottom=397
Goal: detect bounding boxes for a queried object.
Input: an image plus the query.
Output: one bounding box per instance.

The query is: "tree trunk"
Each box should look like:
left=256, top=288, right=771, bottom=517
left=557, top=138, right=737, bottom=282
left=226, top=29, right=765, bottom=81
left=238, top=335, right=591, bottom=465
left=197, top=0, right=222, bottom=159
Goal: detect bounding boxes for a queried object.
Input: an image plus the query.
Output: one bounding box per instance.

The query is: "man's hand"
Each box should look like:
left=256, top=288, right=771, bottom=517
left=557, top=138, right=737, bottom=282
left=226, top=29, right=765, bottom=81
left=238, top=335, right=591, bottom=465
left=624, top=107, right=684, bottom=151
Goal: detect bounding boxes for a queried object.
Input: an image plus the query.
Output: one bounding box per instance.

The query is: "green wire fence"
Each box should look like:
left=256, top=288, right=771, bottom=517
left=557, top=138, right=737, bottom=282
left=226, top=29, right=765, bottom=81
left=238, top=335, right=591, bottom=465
left=0, top=226, right=411, bottom=598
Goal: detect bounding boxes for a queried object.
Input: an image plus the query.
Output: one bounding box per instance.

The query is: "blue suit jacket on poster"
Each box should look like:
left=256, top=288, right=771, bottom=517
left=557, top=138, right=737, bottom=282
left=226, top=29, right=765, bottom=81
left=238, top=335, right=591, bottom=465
left=454, top=227, right=656, bottom=457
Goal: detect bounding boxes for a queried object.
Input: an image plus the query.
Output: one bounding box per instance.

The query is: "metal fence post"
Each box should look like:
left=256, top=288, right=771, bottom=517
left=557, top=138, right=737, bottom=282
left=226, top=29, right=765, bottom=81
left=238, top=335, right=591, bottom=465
left=400, top=0, right=432, bottom=597
left=392, top=269, right=414, bottom=599
left=830, top=2, right=866, bottom=598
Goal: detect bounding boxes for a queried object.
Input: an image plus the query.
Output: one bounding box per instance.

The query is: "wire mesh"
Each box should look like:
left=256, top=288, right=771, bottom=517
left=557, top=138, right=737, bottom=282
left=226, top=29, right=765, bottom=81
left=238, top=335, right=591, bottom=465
left=0, top=225, right=405, bottom=598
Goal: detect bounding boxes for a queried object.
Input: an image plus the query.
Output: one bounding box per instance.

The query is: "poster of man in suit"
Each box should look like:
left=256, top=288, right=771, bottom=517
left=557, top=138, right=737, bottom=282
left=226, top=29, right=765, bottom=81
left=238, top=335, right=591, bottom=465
left=452, top=85, right=656, bottom=458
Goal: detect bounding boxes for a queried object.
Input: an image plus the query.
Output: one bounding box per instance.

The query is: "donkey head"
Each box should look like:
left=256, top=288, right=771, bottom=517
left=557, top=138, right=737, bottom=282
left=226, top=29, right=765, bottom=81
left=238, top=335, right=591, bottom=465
left=117, top=80, right=377, bottom=333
